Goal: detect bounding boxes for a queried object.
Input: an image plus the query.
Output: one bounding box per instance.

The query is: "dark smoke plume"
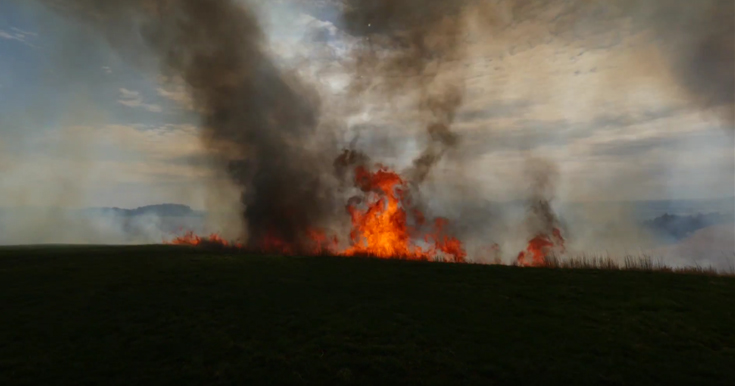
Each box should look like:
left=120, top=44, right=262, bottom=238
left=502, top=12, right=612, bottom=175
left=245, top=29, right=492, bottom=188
left=411, top=86, right=464, bottom=183
left=39, top=0, right=338, bottom=250
left=523, top=157, right=563, bottom=238
left=648, top=0, right=734, bottom=126
left=339, top=0, right=469, bottom=183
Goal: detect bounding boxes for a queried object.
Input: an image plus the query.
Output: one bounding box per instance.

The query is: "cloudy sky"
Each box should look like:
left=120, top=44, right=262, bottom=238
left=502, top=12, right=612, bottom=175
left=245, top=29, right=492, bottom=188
left=0, top=0, right=733, bottom=210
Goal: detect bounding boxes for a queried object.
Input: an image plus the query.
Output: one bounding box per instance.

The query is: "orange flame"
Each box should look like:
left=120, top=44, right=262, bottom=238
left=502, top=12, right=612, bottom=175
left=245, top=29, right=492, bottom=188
left=168, top=231, right=242, bottom=248
left=516, top=228, right=565, bottom=267
left=164, top=164, right=466, bottom=263
left=165, top=164, right=567, bottom=269
left=342, top=165, right=466, bottom=262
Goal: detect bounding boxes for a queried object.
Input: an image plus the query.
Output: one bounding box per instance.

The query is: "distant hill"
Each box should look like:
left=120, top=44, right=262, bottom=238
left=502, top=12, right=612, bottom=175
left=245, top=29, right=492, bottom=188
left=631, top=197, right=735, bottom=219
left=650, top=223, right=735, bottom=268
left=84, top=204, right=203, bottom=218
left=643, top=212, right=734, bottom=241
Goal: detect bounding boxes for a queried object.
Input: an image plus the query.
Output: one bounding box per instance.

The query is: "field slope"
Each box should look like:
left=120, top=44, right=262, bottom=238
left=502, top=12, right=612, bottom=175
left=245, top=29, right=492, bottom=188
left=1, top=246, right=733, bottom=385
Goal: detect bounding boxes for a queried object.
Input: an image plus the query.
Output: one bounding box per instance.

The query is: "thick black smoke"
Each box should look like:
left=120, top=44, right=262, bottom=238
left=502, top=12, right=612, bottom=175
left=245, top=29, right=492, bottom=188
left=39, top=0, right=338, bottom=250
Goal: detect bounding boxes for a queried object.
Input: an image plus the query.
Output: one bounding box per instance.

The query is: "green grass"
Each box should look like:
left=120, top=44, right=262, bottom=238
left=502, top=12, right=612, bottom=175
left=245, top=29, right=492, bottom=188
left=1, top=246, right=734, bottom=385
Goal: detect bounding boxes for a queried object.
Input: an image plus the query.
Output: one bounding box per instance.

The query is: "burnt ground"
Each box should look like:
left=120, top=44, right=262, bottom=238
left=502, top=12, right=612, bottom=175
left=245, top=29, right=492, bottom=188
left=1, top=246, right=733, bottom=385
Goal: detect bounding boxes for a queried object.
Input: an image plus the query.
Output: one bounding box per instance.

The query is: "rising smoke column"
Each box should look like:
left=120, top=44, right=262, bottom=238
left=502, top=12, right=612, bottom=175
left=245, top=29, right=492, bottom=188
left=31, top=0, right=734, bottom=256
left=332, top=0, right=480, bottom=247
left=38, top=0, right=339, bottom=251
left=335, top=0, right=733, bottom=260
left=517, top=157, right=566, bottom=266
left=339, top=0, right=469, bottom=183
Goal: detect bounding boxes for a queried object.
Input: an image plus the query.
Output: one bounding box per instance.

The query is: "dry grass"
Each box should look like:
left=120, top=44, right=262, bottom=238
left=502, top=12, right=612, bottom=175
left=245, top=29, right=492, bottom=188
left=169, top=243, right=735, bottom=277
left=537, top=254, right=735, bottom=277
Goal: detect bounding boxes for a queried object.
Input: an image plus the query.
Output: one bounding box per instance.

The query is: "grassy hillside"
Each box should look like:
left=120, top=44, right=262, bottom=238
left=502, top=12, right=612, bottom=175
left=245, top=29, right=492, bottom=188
left=1, top=246, right=733, bottom=385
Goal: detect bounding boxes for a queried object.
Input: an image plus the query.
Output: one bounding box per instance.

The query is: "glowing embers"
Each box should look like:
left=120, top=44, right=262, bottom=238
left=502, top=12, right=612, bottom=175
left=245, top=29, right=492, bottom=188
left=257, top=229, right=339, bottom=255
left=516, top=228, right=565, bottom=267
left=168, top=231, right=242, bottom=248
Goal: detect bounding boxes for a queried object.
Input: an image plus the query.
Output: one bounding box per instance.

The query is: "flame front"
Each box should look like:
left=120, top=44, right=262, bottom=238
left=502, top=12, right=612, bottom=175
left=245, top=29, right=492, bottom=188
left=168, top=231, right=242, bottom=248
left=342, top=166, right=466, bottom=262
left=165, top=164, right=467, bottom=263
left=516, top=228, right=565, bottom=267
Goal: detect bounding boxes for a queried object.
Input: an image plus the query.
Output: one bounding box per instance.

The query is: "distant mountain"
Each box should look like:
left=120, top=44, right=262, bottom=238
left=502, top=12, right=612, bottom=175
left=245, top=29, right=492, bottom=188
left=643, top=212, right=734, bottom=241
left=84, top=204, right=203, bottom=218
left=649, top=223, right=735, bottom=268
left=631, top=197, right=735, bottom=219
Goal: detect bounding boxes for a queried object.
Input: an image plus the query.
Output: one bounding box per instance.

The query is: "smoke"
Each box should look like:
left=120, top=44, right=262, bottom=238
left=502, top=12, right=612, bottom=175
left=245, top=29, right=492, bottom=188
left=33, top=0, right=344, bottom=251
left=0, top=207, right=203, bottom=245
left=523, top=157, right=562, bottom=238
left=14, top=0, right=732, bottom=259
left=338, top=0, right=733, bottom=125
left=335, top=0, right=733, bottom=260
left=638, top=0, right=735, bottom=126
left=411, top=86, right=463, bottom=183
left=511, top=0, right=734, bottom=126
left=338, top=0, right=469, bottom=184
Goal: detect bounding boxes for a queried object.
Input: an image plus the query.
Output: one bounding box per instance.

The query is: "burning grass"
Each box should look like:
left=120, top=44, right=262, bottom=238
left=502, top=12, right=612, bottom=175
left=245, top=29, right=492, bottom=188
left=169, top=164, right=468, bottom=263
left=164, top=162, right=733, bottom=276
left=1, top=245, right=733, bottom=385
left=167, top=233, right=735, bottom=277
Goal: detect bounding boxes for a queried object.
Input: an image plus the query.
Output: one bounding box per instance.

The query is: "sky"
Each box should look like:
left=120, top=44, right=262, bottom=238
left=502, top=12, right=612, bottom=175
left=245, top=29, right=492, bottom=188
left=0, top=0, right=733, bottom=211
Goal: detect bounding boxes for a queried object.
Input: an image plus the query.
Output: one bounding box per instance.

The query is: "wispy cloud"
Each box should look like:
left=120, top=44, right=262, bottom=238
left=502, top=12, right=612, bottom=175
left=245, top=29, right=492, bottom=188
left=0, top=27, right=37, bottom=47
left=117, top=88, right=163, bottom=113
left=156, top=85, right=195, bottom=111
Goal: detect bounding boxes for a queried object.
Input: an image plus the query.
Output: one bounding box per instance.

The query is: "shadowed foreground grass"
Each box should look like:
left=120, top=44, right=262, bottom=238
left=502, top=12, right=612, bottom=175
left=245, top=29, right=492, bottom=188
left=1, top=246, right=734, bottom=385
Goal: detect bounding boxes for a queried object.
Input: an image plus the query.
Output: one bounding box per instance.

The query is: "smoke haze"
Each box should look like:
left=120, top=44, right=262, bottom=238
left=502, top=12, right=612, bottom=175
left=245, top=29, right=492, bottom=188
left=1, top=0, right=732, bottom=266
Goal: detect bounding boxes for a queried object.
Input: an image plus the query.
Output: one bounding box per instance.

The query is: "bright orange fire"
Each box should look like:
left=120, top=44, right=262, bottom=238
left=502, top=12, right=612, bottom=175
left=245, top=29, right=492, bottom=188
left=166, top=164, right=575, bottom=268
left=165, top=166, right=568, bottom=267
left=342, top=166, right=466, bottom=262
left=165, top=164, right=466, bottom=263
left=516, top=228, right=565, bottom=267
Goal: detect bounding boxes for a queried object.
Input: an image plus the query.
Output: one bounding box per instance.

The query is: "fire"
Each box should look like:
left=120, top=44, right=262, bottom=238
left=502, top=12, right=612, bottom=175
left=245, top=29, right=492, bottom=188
left=342, top=166, right=466, bottom=262
left=165, top=164, right=466, bottom=263
left=307, top=229, right=340, bottom=255
left=516, top=228, right=565, bottom=267
left=260, top=232, right=295, bottom=255
left=168, top=231, right=242, bottom=248
left=164, top=163, right=566, bottom=268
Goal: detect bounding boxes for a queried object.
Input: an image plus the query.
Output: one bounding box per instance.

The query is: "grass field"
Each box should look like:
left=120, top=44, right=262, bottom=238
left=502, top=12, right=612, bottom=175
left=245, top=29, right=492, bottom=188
left=1, top=246, right=734, bottom=385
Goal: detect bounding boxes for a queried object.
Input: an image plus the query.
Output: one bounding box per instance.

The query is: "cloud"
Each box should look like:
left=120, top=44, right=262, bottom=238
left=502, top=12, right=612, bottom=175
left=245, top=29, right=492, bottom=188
left=455, top=100, right=536, bottom=123
left=117, top=88, right=163, bottom=113
left=156, top=84, right=195, bottom=111
left=0, top=27, right=37, bottom=46
left=0, top=122, right=215, bottom=208
left=296, top=12, right=338, bottom=42
left=586, top=130, right=726, bottom=158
